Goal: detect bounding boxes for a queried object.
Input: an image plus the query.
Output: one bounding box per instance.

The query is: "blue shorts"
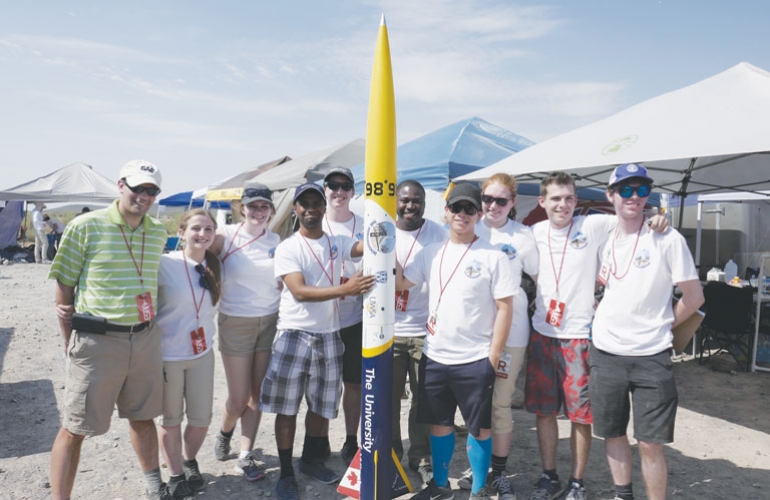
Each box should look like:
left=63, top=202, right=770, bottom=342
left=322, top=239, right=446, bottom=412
left=259, top=329, right=343, bottom=419
left=416, top=356, right=495, bottom=438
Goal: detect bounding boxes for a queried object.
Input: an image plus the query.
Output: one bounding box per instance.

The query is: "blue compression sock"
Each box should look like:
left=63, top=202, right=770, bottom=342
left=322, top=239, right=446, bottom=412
left=466, top=434, right=492, bottom=494
left=430, top=432, right=455, bottom=487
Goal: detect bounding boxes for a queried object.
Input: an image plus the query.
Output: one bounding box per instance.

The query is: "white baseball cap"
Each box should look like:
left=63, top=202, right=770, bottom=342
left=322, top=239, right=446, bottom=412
left=119, top=160, right=162, bottom=188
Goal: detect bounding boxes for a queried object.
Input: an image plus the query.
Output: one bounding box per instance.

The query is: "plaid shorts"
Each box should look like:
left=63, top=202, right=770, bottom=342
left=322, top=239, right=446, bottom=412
left=259, top=329, right=344, bottom=419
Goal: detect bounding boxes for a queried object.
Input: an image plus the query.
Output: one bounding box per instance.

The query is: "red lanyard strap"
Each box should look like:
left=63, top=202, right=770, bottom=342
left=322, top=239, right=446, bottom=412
left=300, top=233, right=335, bottom=286
left=222, top=223, right=266, bottom=263
left=398, top=223, right=423, bottom=268
left=119, top=227, right=146, bottom=287
left=610, top=220, right=644, bottom=281
left=436, top=236, right=477, bottom=306
left=547, top=220, right=573, bottom=296
left=182, top=252, right=207, bottom=321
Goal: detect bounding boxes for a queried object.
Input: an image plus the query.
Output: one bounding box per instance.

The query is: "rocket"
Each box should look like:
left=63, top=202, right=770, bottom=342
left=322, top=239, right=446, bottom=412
left=360, top=14, right=397, bottom=500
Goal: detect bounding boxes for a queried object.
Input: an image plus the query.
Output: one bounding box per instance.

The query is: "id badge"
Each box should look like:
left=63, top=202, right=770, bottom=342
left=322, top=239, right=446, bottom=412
left=339, top=276, right=349, bottom=300
left=136, top=292, right=155, bottom=322
left=546, top=299, right=565, bottom=328
left=426, top=311, right=437, bottom=335
left=395, top=290, right=410, bottom=312
left=496, top=351, right=512, bottom=379
left=190, top=326, right=207, bottom=355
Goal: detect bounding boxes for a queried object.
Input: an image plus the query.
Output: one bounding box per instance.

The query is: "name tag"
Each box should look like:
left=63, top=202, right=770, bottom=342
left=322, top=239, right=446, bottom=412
left=546, top=299, right=565, bottom=328
left=136, top=292, right=155, bottom=322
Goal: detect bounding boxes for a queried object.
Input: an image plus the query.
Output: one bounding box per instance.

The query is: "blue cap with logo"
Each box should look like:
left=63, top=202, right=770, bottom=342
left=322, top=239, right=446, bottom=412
left=609, top=163, right=654, bottom=186
left=293, top=182, right=327, bottom=204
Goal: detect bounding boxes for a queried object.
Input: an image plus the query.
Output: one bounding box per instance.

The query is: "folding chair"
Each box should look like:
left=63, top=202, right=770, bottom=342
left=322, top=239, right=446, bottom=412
left=699, top=281, right=755, bottom=371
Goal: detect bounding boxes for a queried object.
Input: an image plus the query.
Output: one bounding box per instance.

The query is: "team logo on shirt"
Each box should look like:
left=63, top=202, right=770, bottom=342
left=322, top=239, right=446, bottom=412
left=330, top=244, right=339, bottom=260
left=501, top=244, right=517, bottom=260
left=570, top=231, right=588, bottom=249
left=366, top=221, right=396, bottom=255
left=375, top=270, right=388, bottom=283
left=633, top=248, right=651, bottom=268
left=268, top=247, right=276, bottom=259
left=464, top=260, right=482, bottom=278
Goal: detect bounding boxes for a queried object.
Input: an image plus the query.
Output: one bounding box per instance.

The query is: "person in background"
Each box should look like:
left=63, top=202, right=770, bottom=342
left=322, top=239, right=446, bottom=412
left=260, top=183, right=374, bottom=500
left=392, top=179, right=447, bottom=485
left=397, top=183, right=515, bottom=500
left=472, top=173, right=538, bottom=500
left=321, top=166, right=365, bottom=465
left=155, top=209, right=222, bottom=499
left=44, top=214, right=65, bottom=258
left=32, top=202, right=49, bottom=263
left=590, top=164, right=703, bottom=500
left=48, top=160, right=169, bottom=500
left=209, top=180, right=281, bottom=482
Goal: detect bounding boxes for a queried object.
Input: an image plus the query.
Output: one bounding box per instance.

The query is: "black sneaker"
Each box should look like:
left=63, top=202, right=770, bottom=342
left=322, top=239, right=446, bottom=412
left=234, top=450, right=266, bottom=481
left=340, top=441, right=357, bottom=466
left=411, top=478, right=454, bottom=500
left=214, top=431, right=232, bottom=461
left=530, top=473, right=563, bottom=500
left=298, top=458, right=340, bottom=484
left=166, top=479, right=194, bottom=500
left=146, top=483, right=171, bottom=500
left=276, top=475, right=300, bottom=500
left=489, top=470, right=516, bottom=500
left=182, top=459, right=206, bottom=492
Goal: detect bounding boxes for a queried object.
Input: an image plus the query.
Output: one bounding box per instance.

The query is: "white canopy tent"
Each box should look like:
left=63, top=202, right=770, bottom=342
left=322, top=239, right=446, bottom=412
left=458, top=62, right=770, bottom=228
left=0, top=162, right=119, bottom=203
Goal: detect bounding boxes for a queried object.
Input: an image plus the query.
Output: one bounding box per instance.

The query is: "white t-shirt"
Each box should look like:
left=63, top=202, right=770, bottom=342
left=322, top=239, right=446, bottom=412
left=531, top=215, right=615, bottom=339
left=217, top=224, right=281, bottom=317
left=593, top=225, right=699, bottom=356
left=323, top=212, right=364, bottom=328
left=404, top=237, right=517, bottom=365
left=274, top=232, right=358, bottom=334
left=395, top=220, right=448, bottom=338
left=476, top=218, right=539, bottom=347
left=156, top=251, right=218, bottom=361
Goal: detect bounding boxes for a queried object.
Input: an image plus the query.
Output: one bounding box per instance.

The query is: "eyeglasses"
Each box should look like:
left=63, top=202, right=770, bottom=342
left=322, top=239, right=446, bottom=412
left=325, top=181, right=354, bottom=192
left=242, top=188, right=272, bottom=200
left=123, top=179, right=161, bottom=197
left=481, top=195, right=511, bottom=206
left=447, top=202, right=479, bottom=216
left=194, top=264, right=211, bottom=290
left=616, top=184, right=652, bottom=198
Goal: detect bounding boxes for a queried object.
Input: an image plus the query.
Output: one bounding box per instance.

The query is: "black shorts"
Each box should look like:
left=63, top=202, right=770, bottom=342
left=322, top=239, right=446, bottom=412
left=416, top=356, right=495, bottom=438
left=589, top=346, right=678, bottom=443
left=340, top=322, right=363, bottom=384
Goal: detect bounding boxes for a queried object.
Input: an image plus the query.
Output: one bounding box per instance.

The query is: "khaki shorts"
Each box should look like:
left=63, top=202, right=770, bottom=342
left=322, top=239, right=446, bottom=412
left=218, top=312, right=278, bottom=356
left=64, top=326, right=163, bottom=437
left=160, top=349, right=215, bottom=428
left=491, top=346, right=527, bottom=435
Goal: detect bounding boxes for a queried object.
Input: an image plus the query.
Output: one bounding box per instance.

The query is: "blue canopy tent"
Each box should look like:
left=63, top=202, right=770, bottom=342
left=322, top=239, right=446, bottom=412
left=158, top=190, right=230, bottom=210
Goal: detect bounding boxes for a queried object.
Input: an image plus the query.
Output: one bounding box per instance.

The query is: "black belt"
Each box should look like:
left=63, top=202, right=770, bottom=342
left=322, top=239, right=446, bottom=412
left=106, top=321, right=150, bottom=333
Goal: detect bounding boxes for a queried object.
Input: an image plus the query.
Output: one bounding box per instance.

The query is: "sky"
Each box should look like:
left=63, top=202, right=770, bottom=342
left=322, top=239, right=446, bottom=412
left=1, top=0, right=769, bottom=198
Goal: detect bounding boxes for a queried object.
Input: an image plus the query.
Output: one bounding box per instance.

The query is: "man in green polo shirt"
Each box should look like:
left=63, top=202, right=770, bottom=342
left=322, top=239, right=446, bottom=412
left=48, top=160, right=175, bottom=500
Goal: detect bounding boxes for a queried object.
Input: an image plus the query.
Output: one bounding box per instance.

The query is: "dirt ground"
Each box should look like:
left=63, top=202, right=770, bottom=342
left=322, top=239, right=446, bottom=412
left=1, top=263, right=769, bottom=500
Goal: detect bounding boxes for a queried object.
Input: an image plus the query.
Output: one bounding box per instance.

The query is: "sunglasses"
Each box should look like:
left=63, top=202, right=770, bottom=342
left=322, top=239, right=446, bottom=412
left=123, top=179, right=161, bottom=197
left=481, top=195, right=511, bottom=206
left=243, top=188, right=273, bottom=201
left=194, top=264, right=211, bottom=290
left=447, top=202, right=479, bottom=216
left=616, top=184, right=652, bottom=198
left=325, top=181, right=354, bottom=192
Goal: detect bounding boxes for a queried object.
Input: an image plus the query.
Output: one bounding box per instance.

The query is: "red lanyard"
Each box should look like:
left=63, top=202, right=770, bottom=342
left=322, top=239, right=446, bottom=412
left=547, top=220, right=573, bottom=297
left=397, top=223, right=424, bottom=267
left=222, top=223, right=266, bottom=263
left=610, top=220, right=644, bottom=281
left=300, top=233, right=335, bottom=286
left=436, top=236, right=477, bottom=306
left=182, top=252, right=207, bottom=322
left=119, top=227, right=146, bottom=287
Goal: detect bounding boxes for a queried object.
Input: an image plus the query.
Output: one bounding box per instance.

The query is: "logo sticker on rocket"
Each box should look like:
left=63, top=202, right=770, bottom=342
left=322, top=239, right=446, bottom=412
left=366, top=220, right=396, bottom=255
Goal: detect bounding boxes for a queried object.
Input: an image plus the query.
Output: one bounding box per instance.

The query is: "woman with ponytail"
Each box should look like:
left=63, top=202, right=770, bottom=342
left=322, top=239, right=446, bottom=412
left=155, top=209, right=222, bottom=499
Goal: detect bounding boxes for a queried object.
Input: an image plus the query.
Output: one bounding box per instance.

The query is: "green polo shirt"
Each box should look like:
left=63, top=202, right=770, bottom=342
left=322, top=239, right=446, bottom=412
left=49, top=200, right=168, bottom=325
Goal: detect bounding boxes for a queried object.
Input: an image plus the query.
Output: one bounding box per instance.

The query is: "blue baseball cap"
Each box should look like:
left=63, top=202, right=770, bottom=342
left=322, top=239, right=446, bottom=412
left=293, top=182, right=327, bottom=204
left=609, top=163, right=654, bottom=186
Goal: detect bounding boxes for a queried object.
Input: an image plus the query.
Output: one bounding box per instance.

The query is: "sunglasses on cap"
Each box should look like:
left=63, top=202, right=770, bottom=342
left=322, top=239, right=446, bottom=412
left=616, top=184, right=652, bottom=198
left=243, top=188, right=272, bottom=200
left=481, top=194, right=511, bottom=206
left=325, top=180, right=354, bottom=192
left=123, top=179, right=161, bottom=197
left=194, top=264, right=211, bottom=290
left=447, top=202, right=479, bottom=216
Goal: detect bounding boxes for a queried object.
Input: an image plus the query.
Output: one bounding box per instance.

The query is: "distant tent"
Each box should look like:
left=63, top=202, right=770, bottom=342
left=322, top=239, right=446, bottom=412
left=0, top=201, right=24, bottom=249
left=0, top=162, right=119, bottom=203
left=205, top=156, right=292, bottom=202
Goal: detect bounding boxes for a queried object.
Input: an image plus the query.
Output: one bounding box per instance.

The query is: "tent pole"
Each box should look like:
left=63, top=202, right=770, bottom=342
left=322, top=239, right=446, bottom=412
left=695, top=200, right=703, bottom=269
left=677, top=158, right=697, bottom=229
